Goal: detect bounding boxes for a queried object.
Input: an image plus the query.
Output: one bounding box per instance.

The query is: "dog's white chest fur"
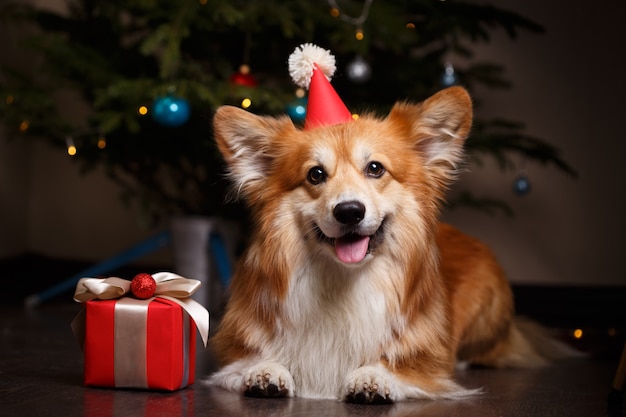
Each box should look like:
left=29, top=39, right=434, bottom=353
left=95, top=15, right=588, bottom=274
left=266, top=259, right=394, bottom=398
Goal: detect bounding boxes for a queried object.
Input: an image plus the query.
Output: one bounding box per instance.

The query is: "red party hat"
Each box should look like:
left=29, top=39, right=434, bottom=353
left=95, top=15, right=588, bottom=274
left=288, top=44, right=353, bottom=130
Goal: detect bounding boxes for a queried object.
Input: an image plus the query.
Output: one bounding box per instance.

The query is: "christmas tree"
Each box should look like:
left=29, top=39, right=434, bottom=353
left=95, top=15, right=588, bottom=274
left=0, top=0, right=576, bottom=224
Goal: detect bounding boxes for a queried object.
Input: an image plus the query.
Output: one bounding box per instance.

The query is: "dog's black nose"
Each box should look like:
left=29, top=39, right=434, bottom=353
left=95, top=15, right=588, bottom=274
left=333, top=201, right=366, bottom=225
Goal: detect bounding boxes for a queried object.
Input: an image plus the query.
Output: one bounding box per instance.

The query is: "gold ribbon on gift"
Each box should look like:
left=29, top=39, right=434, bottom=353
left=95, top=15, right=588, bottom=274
left=72, top=272, right=209, bottom=347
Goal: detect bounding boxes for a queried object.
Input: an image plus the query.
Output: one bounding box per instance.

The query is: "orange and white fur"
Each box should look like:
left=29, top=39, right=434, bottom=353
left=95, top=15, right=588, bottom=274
left=207, top=86, right=576, bottom=402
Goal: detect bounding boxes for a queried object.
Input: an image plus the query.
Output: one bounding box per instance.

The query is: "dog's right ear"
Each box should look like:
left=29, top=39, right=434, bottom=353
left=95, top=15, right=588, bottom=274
left=388, top=86, right=473, bottom=192
left=213, top=105, right=295, bottom=201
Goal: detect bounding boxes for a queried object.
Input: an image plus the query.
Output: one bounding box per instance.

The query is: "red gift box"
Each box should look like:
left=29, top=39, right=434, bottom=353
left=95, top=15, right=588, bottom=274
left=72, top=272, right=209, bottom=392
left=83, top=297, right=196, bottom=390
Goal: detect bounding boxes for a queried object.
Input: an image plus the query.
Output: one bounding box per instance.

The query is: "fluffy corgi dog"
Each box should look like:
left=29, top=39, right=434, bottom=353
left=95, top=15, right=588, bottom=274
left=207, top=86, right=575, bottom=402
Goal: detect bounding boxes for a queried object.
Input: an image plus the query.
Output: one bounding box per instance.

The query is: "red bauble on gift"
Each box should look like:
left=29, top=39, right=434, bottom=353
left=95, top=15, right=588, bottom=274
left=131, top=273, right=157, bottom=299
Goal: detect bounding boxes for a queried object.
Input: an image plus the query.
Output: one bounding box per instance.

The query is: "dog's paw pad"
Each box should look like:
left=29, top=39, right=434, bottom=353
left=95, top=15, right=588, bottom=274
left=243, top=363, right=293, bottom=398
left=347, top=392, right=393, bottom=404
left=345, top=383, right=393, bottom=404
left=245, top=383, right=289, bottom=398
left=344, top=366, right=395, bottom=404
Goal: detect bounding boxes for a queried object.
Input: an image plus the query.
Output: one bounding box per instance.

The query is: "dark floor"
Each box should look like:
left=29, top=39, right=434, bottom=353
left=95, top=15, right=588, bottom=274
left=1, top=254, right=625, bottom=416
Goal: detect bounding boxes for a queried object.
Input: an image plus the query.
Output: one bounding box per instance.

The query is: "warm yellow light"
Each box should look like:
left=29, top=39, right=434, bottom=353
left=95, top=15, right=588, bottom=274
left=355, top=29, right=364, bottom=41
left=138, top=105, right=148, bottom=116
left=295, top=88, right=306, bottom=98
left=67, top=145, right=77, bottom=156
left=97, top=137, right=107, bottom=149
left=330, top=8, right=340, bottom=18
left=6, top=95, right=14, bottom=105
left=198, top=0, right=207, bottom=4
left=352, top=113, right=359, bottom=120
left=239, top=64, right=250, bottom=75
left=241, top=98, right=252, bottom=109
left=572, top=329, right=583, bottom=339
left=19, top=120, right=29, bottom=132
left=406, top=23, right=416, bottom=30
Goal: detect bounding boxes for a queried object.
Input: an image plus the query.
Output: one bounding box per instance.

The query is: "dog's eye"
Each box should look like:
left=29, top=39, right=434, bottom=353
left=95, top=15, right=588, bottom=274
left=366, top=161, right=385, bottom=178
left=307, top=166, right=326, bottom=184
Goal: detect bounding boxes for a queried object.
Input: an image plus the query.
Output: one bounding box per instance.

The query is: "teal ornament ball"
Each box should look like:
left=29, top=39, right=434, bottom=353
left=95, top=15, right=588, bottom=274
left=286, top=97, right=307, bottom=123
left=152, top=95, right=190, bottom=127
left=513, top=174, right=531, bottom=196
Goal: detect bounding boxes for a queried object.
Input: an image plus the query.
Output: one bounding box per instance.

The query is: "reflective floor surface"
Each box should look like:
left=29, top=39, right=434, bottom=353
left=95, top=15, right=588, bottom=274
left=1, top=303, right=624, bottom=417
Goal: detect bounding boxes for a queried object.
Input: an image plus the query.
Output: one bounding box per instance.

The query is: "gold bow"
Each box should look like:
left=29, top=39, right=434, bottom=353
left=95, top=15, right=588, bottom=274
left=72, top=272, right=209, bottom=346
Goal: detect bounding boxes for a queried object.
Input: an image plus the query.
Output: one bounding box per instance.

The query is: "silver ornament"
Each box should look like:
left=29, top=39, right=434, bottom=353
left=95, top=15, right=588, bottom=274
left=347, top=55, right=372, bottom=83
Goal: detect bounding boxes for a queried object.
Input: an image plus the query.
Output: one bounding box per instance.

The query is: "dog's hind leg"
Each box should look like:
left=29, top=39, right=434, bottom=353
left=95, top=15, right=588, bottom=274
left=464, top=316, right=586, bottom=368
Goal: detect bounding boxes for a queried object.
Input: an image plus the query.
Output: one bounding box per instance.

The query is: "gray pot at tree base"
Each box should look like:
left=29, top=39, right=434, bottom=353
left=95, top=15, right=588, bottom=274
left=170, top=216, right=239, bottom=316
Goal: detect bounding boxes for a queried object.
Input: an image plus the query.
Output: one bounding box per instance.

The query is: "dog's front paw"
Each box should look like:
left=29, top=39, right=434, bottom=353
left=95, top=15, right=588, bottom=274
left=344, top=365, right=395, bottom=404
left=244, top=361, right=294, bottom=398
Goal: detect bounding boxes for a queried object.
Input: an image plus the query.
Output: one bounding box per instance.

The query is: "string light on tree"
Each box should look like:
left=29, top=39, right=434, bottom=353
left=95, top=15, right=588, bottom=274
left=19, top=120, right=29, bottom=132
left=66, top=136, right=77, bottom=156
left=241, top=97, right=252, bottom=109
left=328, top=0, right=373, bottom=39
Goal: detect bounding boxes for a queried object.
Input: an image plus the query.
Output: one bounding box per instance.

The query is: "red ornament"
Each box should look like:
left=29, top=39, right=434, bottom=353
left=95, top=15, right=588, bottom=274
left=229, top=64, right=257, bottom=87
left=130, top=273, right=157, bottom=299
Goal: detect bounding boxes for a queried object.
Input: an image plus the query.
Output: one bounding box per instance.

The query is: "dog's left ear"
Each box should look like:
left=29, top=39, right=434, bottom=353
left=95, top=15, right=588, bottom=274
left=389, top=86, right=472, bottom=186
left=213, top=106, right=295, bottom=202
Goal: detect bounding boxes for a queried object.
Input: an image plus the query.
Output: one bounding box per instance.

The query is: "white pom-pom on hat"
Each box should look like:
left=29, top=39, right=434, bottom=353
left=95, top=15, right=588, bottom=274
left=288, top=43, right=336, bottom=89
left=287, top=43, right=352, bottom=130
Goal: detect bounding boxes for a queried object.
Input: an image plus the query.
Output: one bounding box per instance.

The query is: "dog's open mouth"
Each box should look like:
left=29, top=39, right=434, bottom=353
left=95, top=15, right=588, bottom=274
left=315, top=221, right=385, bottom=264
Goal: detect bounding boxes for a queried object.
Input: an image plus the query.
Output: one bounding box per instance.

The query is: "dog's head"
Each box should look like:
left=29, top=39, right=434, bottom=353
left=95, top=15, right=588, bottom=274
left=213, top=86, right=472, bottom=266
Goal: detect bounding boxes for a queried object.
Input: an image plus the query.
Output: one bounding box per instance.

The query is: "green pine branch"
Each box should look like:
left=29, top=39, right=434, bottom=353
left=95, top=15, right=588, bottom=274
left=468, top=118, right=578, bottom=178
left=0, top=0, right=574, bottom=222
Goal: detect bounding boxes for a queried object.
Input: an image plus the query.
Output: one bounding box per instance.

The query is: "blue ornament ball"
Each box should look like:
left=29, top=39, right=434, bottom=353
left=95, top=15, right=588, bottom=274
left=513, top=174, right=531, bottom=196
left=152, top=95, right=190, bottom=127
left=286, top=97, right=307, bottom=123
left=441, top=63, right=458, bottom=87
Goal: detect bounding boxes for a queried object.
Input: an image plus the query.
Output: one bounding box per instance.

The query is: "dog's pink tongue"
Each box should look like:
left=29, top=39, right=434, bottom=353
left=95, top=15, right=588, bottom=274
left=335, top=235, right=370, bottom=264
